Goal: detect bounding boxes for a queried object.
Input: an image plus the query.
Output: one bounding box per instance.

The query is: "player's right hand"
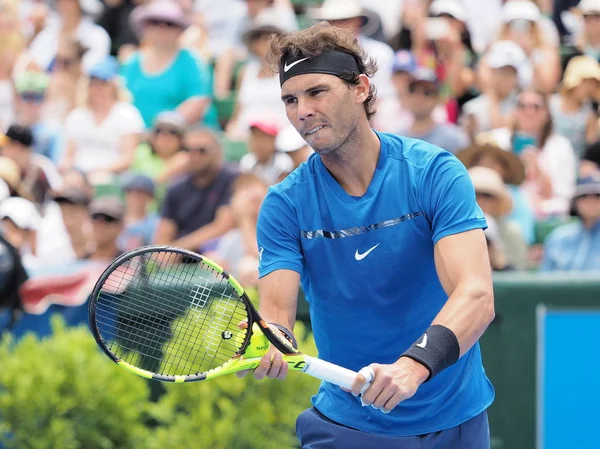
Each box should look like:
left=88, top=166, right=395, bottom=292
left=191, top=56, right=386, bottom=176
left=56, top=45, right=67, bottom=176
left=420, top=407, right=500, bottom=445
left=235, top=322, right=289, bottom=381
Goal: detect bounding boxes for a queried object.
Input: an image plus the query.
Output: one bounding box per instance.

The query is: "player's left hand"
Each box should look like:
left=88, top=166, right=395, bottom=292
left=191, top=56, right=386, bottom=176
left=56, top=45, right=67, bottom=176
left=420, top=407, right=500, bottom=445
left=350, top=358, right=430, bottom=413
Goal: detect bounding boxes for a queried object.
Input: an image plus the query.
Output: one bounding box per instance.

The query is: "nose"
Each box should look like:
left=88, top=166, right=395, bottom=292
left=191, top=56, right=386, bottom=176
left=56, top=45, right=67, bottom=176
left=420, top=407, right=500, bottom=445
left=296, top=97, right=315, bottom=122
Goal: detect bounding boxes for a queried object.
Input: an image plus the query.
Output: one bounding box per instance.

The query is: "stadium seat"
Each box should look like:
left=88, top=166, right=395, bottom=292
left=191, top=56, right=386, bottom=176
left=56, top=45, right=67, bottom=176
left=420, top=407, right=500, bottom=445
left=533, top=217, right=577, bottom=244
left=214, top=93, right=237, bottom=127
left=223, top=138, right=248, bottom=163
left=94, top=182, right=122, bottom=199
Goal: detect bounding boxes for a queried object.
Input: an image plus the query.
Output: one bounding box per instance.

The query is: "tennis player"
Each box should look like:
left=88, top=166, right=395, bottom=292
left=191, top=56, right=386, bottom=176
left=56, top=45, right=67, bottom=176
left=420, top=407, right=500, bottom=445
left=249, top=22, right=495, bottom=448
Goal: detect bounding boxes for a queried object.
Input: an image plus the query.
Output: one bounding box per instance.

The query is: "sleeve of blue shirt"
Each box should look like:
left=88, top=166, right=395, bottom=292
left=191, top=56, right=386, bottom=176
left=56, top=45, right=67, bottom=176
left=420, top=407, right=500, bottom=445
left=257, top=188, right=304, bottom=278
left=420, top=151, right=487, bottom=244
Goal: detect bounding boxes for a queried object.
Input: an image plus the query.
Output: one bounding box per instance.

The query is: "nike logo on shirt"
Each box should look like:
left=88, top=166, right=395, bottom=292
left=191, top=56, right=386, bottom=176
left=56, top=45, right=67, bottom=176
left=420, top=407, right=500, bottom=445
left=283, top=57, right=309, bottom=72
left=354, top=244, right=380, bottom=261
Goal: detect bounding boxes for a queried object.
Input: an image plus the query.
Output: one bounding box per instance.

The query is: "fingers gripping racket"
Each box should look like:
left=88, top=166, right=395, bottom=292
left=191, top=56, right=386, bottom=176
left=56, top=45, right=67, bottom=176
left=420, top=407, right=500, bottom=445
left=89, top=245, right=369, bottom=390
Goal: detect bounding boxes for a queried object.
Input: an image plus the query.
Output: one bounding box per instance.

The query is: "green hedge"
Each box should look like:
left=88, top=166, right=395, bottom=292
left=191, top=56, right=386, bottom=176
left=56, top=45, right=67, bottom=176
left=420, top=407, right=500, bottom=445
left=0, top=317, right=319, bottom=449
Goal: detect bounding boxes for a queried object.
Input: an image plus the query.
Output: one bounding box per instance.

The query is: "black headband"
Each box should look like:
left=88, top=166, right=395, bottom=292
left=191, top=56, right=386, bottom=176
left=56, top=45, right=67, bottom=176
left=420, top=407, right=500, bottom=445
left=279, top=51, right=361, bottom=86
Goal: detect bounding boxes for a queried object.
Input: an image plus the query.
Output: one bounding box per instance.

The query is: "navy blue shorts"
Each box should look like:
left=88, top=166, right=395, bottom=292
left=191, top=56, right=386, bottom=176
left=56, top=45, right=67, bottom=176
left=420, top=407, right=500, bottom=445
left=296, top=407, right=490, bottom=449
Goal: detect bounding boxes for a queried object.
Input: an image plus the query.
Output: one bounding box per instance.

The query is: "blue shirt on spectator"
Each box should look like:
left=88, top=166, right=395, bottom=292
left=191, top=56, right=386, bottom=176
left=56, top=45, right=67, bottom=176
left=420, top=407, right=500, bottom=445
left=31, top=122, right=62, bottom=164
left=539, top=219, right=600, bottom=272
left=117, top=213, right=160, bottom=252
left=507, top=185, right=536, bottom=245
left=121, top=49, right=219, bottom=129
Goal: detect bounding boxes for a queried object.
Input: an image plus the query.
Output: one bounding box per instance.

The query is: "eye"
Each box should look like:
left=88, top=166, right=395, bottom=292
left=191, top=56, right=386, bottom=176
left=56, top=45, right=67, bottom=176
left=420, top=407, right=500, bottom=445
left=284, top=97, right=297, bottom=106
left=310, top=89, right=324, bottom=97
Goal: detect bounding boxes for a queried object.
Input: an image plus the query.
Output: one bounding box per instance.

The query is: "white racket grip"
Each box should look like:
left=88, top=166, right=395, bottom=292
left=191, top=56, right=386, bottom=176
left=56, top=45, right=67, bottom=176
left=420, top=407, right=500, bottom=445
left=302, top=355, right=372, bottom=391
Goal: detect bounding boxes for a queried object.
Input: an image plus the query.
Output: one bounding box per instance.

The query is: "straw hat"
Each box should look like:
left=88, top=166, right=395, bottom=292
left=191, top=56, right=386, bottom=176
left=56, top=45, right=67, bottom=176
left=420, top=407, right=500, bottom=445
left=456, top=143, right=526, bottom=185
left=0, top=156, right=22, bottom=192
left=469, top=167, right=513, bottom=217
left=561, top=55, right=600, bottom=91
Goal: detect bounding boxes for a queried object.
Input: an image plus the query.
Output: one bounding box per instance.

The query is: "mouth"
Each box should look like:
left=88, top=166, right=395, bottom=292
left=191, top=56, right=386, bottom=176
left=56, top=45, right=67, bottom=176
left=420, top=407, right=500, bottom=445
left=304, top=125, right=325, bottom=136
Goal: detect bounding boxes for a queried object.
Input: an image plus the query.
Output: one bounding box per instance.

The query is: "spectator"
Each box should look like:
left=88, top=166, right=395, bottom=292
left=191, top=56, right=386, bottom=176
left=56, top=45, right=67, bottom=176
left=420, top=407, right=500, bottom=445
left=13, top=71, right=62, bottom=164
left=562, top=0, right=600, bottom=68
left=131, top=111, right=189, bottom=202
left=0, top=124, right=55, bottom=205
left=122, top=0, right=219, bottom=129
left=275, top=125, right=313, bottom=171
left=61, top=56, right=144, bottom=183
left=398, top=68, right=469, bottom=154
left=225, top=18, right=287, bottom=139
left=549, top=55, right=600, bottom=156
left=0, top=0, right=26, bottom=130
left=310, top=0, right=400, bottom=132
left=240, top=117, right=293, bottom=185
left=540, top=173, right=600, bottom=271
left=95, top=0, right=139, bottom=59
left=483, top=214, right=516, bottom=271
left=154, top=127, right=239, bottom=252
left=37, top=186, right=93, bottom=264
left=43, top=36, right=88, bottom=125
left=117, top=173, right=160, bottom=252
left=212, top=0, right=298, bottom=99
left=87, top=195, right=125, bottom=261
left=0, top=156, right=25, bottom=199
left=462, top=40, right=529, bottom=137
left=581, top=139, right=600, bottom=176
left=456, top=142, right=535, bottom=244
left=469, top=166, right=529, bottom=270
left=391, top=49, right=418, bottom=122
left=25, top=0, right=110, bottom=73
left=0, top=197, right=42, bottom=268
left=489, top=0, right=561, bottom=94
left=208, top=173, right=268, bottom=286
left=480, top=90, right=578, bottom=219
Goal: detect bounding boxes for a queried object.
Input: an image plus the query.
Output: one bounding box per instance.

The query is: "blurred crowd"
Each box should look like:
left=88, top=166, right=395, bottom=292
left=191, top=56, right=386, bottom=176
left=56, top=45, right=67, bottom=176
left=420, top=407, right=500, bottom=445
left=1, top=0, right=600, bottom=319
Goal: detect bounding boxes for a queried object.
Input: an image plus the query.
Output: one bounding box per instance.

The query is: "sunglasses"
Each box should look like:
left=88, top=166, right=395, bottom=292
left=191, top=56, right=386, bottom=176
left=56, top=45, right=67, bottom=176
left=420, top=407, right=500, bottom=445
left=476, top=192, right=497, bottom=200
left=145, top=18, right=180, bottom=29
left=20, top=92, right=45, bottom=103
left=54, top=57, right=78, bottom=68
left=182, top=146, right=216, bottom=155
left=577, top=193, right=600, bottom=199
left=91, top=213, right=120, bottom=223
left=154, top=127, right=181, bottom=137
left=516, top=102, right=545, bottom=111
left=408, top=85, right=438, bottom=97
left=583, top=14, right=600, bottom=20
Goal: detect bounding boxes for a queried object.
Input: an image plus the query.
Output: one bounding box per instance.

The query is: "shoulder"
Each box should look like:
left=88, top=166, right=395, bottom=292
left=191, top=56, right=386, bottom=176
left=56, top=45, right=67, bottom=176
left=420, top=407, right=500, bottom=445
left=219, top=164, right=241, bottom=182
left=65, top=107, right=90, bottom=126
left=166, top=174, right=193, bottom=194
left=379, top=132, right=447, bottom=169
left=544, top=133, right=575, bottom=153
left=121, top=52, right=142, bottom=71
left=545, top=222, right=582, bottom=245
left=177, top=49, right=205, bottom=67
left=267, top=154, right=318, bottom=199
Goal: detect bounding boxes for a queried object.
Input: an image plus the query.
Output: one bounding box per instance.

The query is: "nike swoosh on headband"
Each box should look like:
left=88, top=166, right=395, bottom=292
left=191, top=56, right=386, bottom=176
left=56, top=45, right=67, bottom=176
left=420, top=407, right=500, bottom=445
left=283, top=57, right=309, bottom=72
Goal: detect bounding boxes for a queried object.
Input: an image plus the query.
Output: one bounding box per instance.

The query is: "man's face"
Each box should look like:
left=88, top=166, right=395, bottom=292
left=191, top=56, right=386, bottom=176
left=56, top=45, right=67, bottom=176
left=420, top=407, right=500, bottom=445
left=91, top=214, right=123, bottom=247
left=489, top=66, right=518, bottom=97
left=125, top=190, right=153, bottom=213
left=281, top=73, right=367, bottom=156
left=406, top=81, right=439, bottom=120
left=16, top=91, right=45, bottom=125
left=183, top=131, right=222, bottom=176
left=584, top=13, right=600, bottom=43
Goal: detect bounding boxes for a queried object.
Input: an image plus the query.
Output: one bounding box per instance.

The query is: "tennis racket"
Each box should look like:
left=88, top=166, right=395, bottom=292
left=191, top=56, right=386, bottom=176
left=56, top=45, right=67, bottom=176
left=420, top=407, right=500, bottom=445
left=88, top=245, right=370, bottom=390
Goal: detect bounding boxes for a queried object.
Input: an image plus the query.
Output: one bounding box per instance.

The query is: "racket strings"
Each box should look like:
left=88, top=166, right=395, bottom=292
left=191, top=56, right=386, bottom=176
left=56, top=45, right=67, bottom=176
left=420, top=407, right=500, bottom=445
left=94, top=250, right=249, bottom=377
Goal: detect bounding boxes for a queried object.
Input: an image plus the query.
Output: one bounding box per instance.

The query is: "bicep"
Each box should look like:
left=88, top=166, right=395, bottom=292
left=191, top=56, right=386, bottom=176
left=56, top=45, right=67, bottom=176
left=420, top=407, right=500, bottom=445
left=433, top=229, right=492, bottom=296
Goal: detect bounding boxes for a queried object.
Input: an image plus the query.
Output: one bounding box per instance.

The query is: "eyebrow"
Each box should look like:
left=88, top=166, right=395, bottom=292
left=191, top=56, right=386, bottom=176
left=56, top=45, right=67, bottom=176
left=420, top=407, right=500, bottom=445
left=281, top=84, right=330, bottom=102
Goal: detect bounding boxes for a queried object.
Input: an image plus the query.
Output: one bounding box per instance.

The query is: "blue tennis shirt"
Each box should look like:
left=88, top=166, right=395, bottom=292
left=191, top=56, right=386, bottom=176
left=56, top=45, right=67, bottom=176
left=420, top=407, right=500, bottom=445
left=256, top=131, right=495, bottom=436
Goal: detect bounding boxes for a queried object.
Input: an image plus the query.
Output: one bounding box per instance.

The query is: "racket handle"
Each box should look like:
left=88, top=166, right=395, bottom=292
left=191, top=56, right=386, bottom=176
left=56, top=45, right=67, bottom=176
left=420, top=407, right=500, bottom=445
left=303, top=355, right=368, bottom=390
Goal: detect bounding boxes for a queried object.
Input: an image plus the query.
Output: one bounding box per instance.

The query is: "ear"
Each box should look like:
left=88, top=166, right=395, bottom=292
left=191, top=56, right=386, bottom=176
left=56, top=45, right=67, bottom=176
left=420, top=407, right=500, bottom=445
left=354, top=74, right=371, bottom=105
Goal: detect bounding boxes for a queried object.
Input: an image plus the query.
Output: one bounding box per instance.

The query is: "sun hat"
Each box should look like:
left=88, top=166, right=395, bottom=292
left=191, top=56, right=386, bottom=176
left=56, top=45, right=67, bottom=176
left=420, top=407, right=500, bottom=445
left=309, top=0, right=369, bottom=23
left=457, top=143, right=526, bottom=185
left=469, top=166, right=514, bottom=217
left=129, top=0, right=189, bottom=37
left=0, top=197, right=41, bottom=230
left=502, top=0, right=542, bottom=23
left=429, top=0, right=468, bottom=22
left=561, top=55, right=600, bottom=91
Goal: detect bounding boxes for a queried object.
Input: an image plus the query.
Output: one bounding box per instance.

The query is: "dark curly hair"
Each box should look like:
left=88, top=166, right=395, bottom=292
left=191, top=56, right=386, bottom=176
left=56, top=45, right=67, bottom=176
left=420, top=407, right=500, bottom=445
left=266, top=22, right=378, bottom=121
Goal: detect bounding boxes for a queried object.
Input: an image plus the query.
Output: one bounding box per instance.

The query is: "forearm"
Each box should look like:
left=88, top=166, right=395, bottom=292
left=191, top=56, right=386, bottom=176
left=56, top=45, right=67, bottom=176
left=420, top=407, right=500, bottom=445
left=172, top=214, right=234, bottom=250
left=177, top=97, right=209, bottom=124
left=431, top=282, right=494, bottom=357
left=238, top=217, right=259, bottom=257
left=258, top=270, right=301, bottom=332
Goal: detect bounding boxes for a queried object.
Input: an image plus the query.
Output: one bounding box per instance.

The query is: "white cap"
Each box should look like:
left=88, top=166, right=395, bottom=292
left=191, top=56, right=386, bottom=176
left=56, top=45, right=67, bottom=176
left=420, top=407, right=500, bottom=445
left=486, top=40, right=533, bottom=87
left=0, top=197, right=41, bottom=230
left=502, top=0, right=542, bottom=23
left=578, top=0, right=600, bottom=14
left=275, top=125, right=309, bottom=153
left=429, top=0, right=468, bottom=22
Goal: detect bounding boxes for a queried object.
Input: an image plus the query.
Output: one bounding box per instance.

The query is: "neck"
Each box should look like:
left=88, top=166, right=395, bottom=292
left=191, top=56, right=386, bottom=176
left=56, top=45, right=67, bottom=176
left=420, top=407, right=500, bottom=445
left=193, top=165, right=221, bottom=188
left=410, top=116, right=435, bottom=135
left=587, top=35, right=600, bottom=48
left=91, top=243, right=119, bottom=260
left=147, top=44, right=178, bottom=58
left=62, top=15, right=81, bottom=32
left=92, top=99, right=115, bottom=116
left=320, top=120, right=381, bottom=197
left=583, top=216, right=600, bottom=230
left=562, top=94, right=583, bottom=110
left=126, top=207, right=147, bottom=222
